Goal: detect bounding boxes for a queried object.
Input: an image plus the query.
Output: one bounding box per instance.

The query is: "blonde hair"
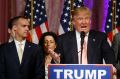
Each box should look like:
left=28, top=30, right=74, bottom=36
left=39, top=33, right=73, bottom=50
left=72, top=6, right=91, bottom=17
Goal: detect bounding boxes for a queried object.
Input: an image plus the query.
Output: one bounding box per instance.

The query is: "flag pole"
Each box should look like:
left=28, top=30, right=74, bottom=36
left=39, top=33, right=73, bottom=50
left=70, top=0, right=74, bottom=31
left=30, top=0, right=34, bottom=42
left=112, top=0, right=117, bottom=38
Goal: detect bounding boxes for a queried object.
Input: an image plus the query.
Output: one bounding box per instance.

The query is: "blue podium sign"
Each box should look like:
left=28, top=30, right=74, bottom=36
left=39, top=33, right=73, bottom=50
left=48, top=64, right=113, bottom=79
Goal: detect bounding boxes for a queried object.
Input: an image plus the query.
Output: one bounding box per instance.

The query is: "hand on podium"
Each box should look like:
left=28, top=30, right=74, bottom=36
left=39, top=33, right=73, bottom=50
left=112, top=65, right=117, bottom=79
left=48, top=49, right=60, bottom=64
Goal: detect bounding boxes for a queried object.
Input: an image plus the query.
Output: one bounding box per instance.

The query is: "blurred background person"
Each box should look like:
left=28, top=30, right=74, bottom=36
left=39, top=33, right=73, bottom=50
left=112, top=33, right=120, bottom=79
left=39, top=31, right=59, bottom=79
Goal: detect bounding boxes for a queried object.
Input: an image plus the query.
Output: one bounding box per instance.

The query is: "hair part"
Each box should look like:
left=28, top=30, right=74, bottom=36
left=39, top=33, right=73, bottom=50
left=8, top=16, right=28, bottom=29
left=72, top=6, right=91, bottom=17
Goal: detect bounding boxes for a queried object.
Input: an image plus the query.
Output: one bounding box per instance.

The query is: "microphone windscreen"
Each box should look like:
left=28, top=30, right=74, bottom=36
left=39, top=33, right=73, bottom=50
left=81, top=31, right=85, bottom=38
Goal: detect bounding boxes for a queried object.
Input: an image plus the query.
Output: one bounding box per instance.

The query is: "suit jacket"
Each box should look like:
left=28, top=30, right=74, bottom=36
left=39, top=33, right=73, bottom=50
left=57, top=30, right=115, bottom=65
left=0, top=41, right=44, bottom=79
left=112, top=33, right=120, bottom=77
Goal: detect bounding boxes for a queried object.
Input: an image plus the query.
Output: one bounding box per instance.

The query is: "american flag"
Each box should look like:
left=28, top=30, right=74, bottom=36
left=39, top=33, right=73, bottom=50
left=24, top=0, right=49, bottom=44
left=58, top=0, right=84, bottom=35
left=105, top=0, right=120, bottom=44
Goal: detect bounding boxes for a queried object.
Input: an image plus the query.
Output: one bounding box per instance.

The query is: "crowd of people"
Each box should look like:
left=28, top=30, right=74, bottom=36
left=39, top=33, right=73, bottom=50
left=0, top=6, right=119, bottom=79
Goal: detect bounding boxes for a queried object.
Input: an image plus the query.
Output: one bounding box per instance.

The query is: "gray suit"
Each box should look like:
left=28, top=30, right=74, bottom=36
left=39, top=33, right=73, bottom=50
left=112, top=33, right=120, bottom=77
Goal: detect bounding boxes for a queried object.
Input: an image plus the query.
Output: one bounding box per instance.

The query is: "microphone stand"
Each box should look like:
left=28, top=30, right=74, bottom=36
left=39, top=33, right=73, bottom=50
left=80, top=31, right=85, bottom=64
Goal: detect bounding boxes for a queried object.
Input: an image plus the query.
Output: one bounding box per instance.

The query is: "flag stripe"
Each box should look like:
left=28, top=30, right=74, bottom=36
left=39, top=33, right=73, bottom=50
left=105, top=0, right=120, bottom=44
left=25, top=0, right=49, bottom=44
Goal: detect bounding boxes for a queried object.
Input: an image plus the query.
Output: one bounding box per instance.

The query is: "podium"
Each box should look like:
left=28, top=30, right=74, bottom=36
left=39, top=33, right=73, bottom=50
left=48, top=64, right=113, bottom=79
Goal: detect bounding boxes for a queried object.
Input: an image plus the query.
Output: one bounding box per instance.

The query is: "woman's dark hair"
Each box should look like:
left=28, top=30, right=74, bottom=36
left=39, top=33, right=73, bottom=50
left=39, top=31, right=58, bottom=51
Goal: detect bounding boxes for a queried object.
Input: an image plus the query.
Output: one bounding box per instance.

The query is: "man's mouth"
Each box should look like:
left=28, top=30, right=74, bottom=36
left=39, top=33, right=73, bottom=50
left=81, top=26, right=87, bottom=28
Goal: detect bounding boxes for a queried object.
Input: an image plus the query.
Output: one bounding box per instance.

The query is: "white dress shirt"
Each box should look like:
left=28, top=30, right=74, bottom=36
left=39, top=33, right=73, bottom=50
left=14, top=39, right=26, bottom=63
left=75, top=31, right=89, bottom=64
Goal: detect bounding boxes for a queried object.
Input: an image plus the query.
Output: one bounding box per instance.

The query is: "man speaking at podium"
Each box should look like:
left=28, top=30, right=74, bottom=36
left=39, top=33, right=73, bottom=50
left=49, top=6, right=116, bottom=75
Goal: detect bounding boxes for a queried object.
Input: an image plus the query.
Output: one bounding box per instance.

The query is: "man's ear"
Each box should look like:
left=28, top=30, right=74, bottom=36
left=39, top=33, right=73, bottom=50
left=8, top=28, right=11, bottom=34
left=13, top=25, right=17, bottom=31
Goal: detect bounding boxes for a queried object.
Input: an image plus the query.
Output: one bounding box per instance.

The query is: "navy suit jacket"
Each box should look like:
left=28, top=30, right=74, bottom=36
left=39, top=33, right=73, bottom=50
left=112, top=33, right=120, bottom=77
left=57, top=30, right=115, bottom=65
left=0, top=41, right=44, bottom=79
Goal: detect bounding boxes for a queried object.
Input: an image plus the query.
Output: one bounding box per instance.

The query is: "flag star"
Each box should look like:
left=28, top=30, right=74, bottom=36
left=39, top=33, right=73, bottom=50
left=78, top=0, right=82, bottom=2
left=63, top=19, right=67, bottom=23
left=64, top=13, right=68, bottom=17
left=45, top=14, right=47, bottom=17
left=40, top=12, right=43, bottom=15
left=77, top=5, right=81, bottom=7
left=66, top=7, right=70, bottom=10
left=43, top=0, right=45, bottom=3
left=37, top=4, right=40, bottom=7
left=39, top=18, right=41, bottom=21
left=34, top=1, right=36, bottom=4
left=116, top=15, right=118, bottom=18
left=27, top=4, right=30, bottom=7
left=106, top=25, right=110, bottom=28
left=67, top=27, right=70, bottom=31
left=110, top=13, right=112, bottom=16
left=117, top=9, right=120, bottom=12
left=41, top=6, right=44, bottom=9
left=34, top=15, right=37, bottom=19
left=25, top=10, right=28, bottom=13
left=68, top=0, right=71, bottom=4
left=36, top=9, right=39, bottom=12
left=108, top=19, right=111, bottom=22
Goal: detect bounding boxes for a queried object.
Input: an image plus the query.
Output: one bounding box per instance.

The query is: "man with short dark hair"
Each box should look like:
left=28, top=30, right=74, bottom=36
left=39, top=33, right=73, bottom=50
left=0, top=16, right=44, bottom=79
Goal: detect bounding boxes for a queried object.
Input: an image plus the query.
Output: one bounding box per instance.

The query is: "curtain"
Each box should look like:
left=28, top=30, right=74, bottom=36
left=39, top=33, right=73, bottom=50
left=0, top=0, right=25, bottom=44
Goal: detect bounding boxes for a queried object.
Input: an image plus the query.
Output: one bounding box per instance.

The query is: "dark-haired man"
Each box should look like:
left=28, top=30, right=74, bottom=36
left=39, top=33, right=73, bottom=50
left=0, top=16, right=44, bottom=79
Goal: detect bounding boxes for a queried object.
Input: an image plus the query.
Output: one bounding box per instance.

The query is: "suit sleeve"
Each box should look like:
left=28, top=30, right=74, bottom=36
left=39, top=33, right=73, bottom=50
left=56, top=35, right=64, bottom=64
left=101, top=33, right=115, bottom=65
left=0, top=45, right=6, bottom=79
left=34, top=46, right=45, bottom=79
left=112, top=34, right=120, bottom=75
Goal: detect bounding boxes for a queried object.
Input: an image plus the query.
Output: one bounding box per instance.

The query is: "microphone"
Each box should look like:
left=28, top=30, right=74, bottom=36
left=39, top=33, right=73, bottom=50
left=81, top=31, right=85, bottom=49
left=80, top=31, right=85, bottom=64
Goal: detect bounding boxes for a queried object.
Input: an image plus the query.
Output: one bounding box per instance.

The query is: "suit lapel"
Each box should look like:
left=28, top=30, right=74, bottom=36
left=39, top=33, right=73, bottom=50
left=9, top=41, right=20, bottom=66
left=87, top=30, right=96, bottom=64
left=69, top=31, right=78, bottom=64
left=21, top=41, right=32, bottom=65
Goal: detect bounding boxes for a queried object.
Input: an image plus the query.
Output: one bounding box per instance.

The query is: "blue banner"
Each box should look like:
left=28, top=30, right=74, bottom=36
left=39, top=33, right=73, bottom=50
left=48, top=64, right=113, bottom=79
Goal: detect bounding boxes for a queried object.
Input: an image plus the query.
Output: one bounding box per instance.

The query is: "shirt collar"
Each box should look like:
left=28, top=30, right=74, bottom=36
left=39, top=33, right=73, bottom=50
left=14, top=39, right=26, bottom=46
left=75, top=30, right=89, bottom=39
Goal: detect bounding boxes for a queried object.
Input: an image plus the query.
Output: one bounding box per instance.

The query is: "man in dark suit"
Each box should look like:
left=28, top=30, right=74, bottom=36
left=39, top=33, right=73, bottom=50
left=0, top=16, right=44, bottom=79
left=53, top=6, right=116, bottom=74
left=112, top=33, right=120, bottom=78
left=57, top=6, right=115, bottom=64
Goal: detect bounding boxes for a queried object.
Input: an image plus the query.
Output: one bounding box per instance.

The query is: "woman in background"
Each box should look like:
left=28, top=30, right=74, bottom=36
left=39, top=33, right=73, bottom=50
left=39, top=32, right=59, bottom=79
